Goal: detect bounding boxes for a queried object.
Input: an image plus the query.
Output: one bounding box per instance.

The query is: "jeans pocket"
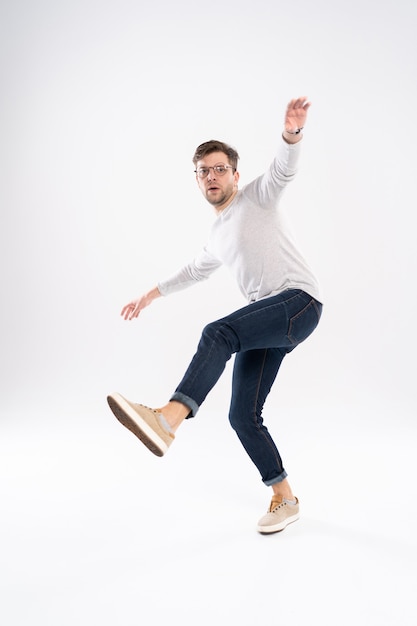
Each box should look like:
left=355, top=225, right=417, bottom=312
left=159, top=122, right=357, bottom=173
left=288, top=298, right=322, bottom=346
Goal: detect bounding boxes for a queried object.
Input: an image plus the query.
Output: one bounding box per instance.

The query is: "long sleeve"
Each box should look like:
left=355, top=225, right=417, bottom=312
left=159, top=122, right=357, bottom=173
left=157, top=246, right=222, bottom=296
left=242, top=138, right=301, bottom=210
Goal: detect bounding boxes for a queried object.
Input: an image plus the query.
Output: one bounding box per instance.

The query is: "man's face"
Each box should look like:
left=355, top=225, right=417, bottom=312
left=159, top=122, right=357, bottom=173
left=195, top=151, right=239, bottom=212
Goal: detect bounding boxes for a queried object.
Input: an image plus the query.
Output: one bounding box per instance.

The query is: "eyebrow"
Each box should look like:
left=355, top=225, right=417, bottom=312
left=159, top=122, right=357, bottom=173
left=197, top=162, right=229, bottom=167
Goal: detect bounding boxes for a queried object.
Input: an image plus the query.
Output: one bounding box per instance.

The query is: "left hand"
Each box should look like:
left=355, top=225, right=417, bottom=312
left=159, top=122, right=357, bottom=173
left=284, top=97, right=311, bottom=133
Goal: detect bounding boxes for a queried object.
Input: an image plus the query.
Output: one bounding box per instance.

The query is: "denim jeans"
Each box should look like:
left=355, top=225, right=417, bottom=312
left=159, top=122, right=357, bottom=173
left=170, top=289, right=322, bottom=486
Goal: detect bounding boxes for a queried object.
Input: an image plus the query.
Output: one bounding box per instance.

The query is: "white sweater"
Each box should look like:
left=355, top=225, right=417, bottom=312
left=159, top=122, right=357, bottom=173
left=158, top=138, right=322, bottom=304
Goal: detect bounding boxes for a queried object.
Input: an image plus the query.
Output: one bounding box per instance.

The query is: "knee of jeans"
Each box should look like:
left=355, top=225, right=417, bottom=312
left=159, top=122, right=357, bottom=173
left=201, top=320, right=220, bottom=341
left=202, top=318, right=229, bottom=339
left=228, top=408, right=259, bottom=434
left=201, top=320, right=235, bottom=351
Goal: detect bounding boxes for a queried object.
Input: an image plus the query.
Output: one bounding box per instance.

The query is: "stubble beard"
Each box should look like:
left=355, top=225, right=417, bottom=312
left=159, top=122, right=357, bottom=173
left=206, top=191, right=227, bottom=208
left=205, top=184, right=234, bottom=209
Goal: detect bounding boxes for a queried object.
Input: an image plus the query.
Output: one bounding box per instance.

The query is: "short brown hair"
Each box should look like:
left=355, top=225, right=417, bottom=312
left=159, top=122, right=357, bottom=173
left=192, top=140, right=239, bottom=170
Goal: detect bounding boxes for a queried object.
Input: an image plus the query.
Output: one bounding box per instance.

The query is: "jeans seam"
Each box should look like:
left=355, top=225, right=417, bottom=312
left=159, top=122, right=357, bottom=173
left=251, top=348, right=284, bottom=470
left=185, top=323, right=238, bottom=388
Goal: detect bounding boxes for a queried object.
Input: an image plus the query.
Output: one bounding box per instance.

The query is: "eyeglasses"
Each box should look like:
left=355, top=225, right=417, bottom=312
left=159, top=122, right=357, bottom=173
left=194, top=164, right=235, bottom=179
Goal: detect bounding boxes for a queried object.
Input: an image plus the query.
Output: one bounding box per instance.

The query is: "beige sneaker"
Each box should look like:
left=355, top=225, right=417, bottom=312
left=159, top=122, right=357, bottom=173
left=257, top=495, right=300, bottom=534
left=107, top=392, right=175, bottom=457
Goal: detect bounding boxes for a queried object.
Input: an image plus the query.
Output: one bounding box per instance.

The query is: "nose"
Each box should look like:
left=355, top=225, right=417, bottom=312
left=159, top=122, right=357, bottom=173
left=207, top=167, right=216, bottom=181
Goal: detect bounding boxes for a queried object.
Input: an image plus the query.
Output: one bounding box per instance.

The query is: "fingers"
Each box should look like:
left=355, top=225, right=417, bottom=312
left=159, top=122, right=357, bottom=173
left=287, top=96, right=311, bottom=111
left=121, top=301, right=141, bottom=320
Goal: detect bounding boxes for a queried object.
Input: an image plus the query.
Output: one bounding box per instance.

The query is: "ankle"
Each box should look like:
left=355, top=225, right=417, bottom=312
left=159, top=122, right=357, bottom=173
left=158, top=401, right=189, bottom=433
left=271, top=479, right=295, bottom=501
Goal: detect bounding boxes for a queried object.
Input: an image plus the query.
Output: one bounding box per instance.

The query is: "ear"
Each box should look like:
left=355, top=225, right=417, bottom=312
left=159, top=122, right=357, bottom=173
left=234, top=170, right=240, bottom=187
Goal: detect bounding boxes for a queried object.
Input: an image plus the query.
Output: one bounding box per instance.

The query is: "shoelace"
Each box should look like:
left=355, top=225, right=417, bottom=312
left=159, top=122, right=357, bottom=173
left=270, top=502, right=286, bottom=512
left=134, top=403, right=160, bottom=414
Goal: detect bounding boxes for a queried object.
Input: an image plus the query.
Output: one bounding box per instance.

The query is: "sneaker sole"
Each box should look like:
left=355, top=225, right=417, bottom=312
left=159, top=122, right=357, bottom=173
left=257, top=512, right=300, bottom=534
left=107, top=393, right=168, bottom=457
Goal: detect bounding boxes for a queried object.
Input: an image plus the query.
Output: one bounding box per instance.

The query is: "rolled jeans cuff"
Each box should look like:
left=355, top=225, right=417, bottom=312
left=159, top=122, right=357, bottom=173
left=169, top=392, right=199, bottom=418
left=263, top=470, right=288, bottom=487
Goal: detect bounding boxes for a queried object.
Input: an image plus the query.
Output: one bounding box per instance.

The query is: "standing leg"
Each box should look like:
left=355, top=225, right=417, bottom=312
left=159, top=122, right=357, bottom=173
left=229, top=347, right=300, bottom=533
left=228, top=347, right=288, bottom=486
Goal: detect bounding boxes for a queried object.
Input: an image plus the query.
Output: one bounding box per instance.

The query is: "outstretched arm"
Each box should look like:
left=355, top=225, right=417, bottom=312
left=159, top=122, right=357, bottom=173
left=121, top=286, right=161, bottom=320
left=283, top=96, right=311, bottom=144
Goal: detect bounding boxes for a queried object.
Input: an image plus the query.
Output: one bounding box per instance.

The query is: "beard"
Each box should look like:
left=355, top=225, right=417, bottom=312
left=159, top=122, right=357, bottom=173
left=204, top=183, right=235, bottom=208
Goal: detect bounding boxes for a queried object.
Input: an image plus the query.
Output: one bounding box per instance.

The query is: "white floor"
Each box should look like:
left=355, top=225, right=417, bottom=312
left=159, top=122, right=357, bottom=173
left=1, top=403, right=416, bottom=626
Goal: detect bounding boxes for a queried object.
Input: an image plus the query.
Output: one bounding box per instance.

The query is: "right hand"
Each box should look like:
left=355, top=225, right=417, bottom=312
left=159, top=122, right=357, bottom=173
left=121, top=286, right=161, bottom=321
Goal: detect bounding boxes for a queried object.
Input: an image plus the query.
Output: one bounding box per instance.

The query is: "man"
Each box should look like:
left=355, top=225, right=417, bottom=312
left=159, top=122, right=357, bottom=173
left=107, top=96, right=323, bottom=534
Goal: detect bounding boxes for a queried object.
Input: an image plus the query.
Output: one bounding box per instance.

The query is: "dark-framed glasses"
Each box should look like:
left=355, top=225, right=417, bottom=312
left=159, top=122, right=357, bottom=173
left=194, top=164, right=235, bottom=179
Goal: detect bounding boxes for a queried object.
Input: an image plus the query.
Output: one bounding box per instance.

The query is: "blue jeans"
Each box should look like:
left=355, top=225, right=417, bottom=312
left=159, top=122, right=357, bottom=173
left=170, top=289, right=322, bottom=486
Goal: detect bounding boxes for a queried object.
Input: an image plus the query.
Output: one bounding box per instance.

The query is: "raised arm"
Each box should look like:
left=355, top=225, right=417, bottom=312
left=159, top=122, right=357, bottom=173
left=241, top=96, right=312, bottom=208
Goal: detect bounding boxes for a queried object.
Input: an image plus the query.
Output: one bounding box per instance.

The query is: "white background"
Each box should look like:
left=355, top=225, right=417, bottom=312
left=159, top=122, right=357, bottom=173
left=1, top=1, right=416, bottom=624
